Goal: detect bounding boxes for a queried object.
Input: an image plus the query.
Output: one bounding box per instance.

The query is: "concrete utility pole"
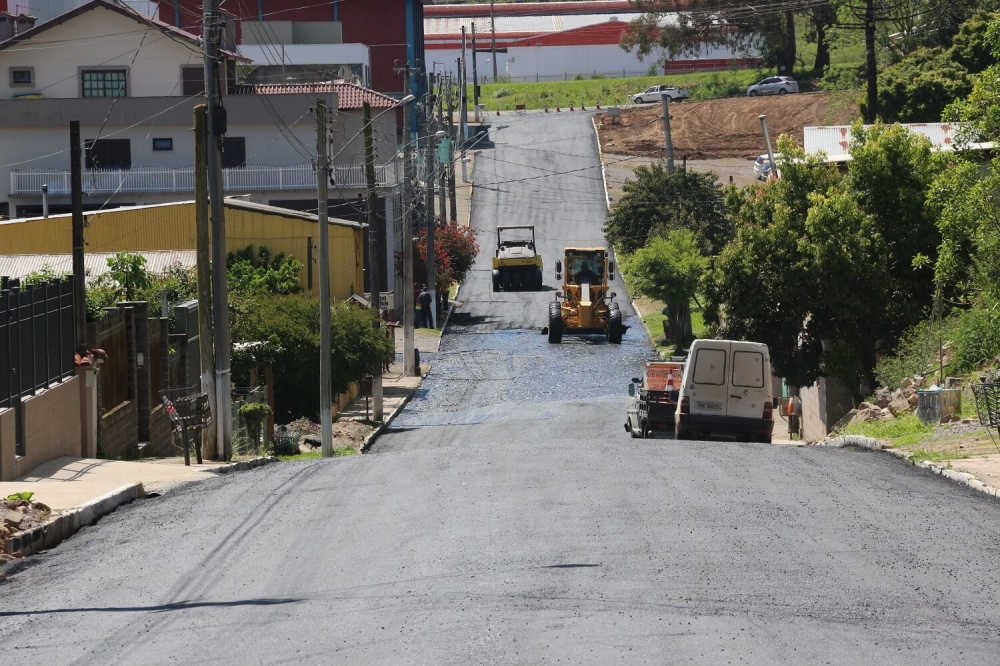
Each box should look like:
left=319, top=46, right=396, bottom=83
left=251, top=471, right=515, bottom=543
left=660, top=93, right=675, bottom=171
left=69, top=120, right=86, bottom=351
left=394, top=64, right=417, bottom=378
left=447, top=74, right=457, bottom=221
left=193, top=104, right=217, bottom=460
left=204, top=0, right=231, bottom=459
left=490, top=0, right=498, bottom=80
left=316, top=98, right=334, bottom=457
left=759, top=114, right=777, bottom=180
left=362, top=101, right=384, bottom=421
left=472, top=24, right=479, bottom=122
left=425, top=94, right=438, bottom=329
left=460, top=26, right=469, bottom=142
left=437, top=79, right=447, bottom=223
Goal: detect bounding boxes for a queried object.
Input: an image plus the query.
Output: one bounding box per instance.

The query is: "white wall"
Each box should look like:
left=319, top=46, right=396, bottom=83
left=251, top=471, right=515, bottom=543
left=0, top=5, right=202, bottom=99
left=429, top=41, right=751, bottom=82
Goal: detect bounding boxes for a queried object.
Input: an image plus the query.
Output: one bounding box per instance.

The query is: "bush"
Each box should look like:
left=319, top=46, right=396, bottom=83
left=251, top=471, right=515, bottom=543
left=590, top=73, right=605, bottom=80
left=573, top=73, right=585, bottom=81
left=870, top=47, right=972, bottom=123
left=492, top=87, right=511, bottom=99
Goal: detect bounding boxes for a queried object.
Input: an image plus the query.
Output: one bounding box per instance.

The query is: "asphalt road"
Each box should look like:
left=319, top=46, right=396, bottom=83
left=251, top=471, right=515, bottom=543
left=4, top=112, right=1000, bottom=665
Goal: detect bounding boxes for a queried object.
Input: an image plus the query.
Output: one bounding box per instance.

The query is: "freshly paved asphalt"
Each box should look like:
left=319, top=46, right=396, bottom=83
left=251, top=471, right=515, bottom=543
left=3, top=113, right=1000, bottom=665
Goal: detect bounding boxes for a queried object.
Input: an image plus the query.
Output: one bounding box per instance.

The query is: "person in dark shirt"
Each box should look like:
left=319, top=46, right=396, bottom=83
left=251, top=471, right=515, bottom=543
left=418, top=286, right=433, bottom=328
left=414, top=285, right=426, bottom=328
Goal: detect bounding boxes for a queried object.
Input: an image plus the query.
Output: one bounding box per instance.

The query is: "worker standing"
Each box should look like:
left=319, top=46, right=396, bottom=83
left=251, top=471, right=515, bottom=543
left=415, top=285, right=426, bottom=329
left=419, top=286, right=434, bottom=329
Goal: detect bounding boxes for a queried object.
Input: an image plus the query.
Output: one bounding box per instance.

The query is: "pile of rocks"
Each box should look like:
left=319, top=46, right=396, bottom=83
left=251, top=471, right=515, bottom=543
left=832, top=376, right=926, bottom=431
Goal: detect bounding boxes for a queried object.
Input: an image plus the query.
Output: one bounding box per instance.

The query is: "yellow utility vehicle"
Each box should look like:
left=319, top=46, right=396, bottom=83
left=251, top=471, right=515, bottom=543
left=546, top=247, right=624, bottom=344
left=492, top=225, right=543, bottom=291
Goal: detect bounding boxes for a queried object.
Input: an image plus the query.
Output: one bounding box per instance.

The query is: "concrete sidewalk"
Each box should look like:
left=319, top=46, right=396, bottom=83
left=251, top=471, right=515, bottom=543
left=337, top=361, right=426, bottom=425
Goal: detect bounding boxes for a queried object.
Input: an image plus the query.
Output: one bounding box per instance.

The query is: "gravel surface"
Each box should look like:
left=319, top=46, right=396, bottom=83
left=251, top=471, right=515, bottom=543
left=2, top=113, right=1000, bottom=665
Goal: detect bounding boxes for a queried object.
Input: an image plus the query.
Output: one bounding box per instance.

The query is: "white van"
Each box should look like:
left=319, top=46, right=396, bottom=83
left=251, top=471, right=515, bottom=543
left=675, top=339, right=774, bottom=443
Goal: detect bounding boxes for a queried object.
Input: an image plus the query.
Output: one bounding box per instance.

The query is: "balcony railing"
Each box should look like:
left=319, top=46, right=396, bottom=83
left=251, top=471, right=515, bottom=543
left=10, top=162, right=402, bottom=196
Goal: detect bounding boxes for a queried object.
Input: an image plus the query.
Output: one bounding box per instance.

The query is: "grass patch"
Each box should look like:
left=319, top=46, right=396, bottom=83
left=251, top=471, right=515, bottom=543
left=278, top=447, right=356, bottom=461
left=907, top=449, right=969, bottom=465
left=840, top=413, right=935, bottom=448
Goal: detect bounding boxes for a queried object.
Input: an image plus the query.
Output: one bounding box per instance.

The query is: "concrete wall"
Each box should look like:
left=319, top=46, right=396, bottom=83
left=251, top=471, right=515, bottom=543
left=0, top=376, right=82, bottom=482
left=801, top=376, right=856, bottom=443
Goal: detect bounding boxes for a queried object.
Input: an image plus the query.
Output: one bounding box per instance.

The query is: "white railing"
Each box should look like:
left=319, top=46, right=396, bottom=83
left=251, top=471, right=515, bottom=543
left=11, top=161, right=402, bottom=196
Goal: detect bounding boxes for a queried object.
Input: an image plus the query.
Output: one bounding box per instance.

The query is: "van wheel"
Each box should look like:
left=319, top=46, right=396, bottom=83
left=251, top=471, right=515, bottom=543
left=675, top=426, right=691, bottom=441
left=758, top=434, right=772, bottom=444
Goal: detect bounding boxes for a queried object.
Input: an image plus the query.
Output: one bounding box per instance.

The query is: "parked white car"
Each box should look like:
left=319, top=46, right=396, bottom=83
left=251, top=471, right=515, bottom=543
left=746, top=76, right=799, bottom=96
left=753, top=154, right=775, bottom=180
left=632, top=85, right=690, bottom=104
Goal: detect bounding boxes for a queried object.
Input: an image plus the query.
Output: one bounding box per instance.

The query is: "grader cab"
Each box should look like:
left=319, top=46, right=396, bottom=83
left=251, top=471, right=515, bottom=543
left=546, top=247, right=624, bottom=344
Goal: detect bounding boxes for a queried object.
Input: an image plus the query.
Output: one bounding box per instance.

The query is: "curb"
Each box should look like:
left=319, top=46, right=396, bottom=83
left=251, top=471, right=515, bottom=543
left=2, top=456, right=279, bottom=559
left=3, top=482, right=144, bottom=558
left=360, top=389, right=418, bottom=453
left=592, top=116, right=611, bottom=213
left=817, top=435, right=1000, bottom=499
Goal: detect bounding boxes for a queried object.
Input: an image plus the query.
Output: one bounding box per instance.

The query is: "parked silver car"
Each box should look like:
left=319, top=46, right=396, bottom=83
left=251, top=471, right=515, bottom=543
left=746, top=76, right=799, bottom=96
left=632, top=85, right=690, bottom=104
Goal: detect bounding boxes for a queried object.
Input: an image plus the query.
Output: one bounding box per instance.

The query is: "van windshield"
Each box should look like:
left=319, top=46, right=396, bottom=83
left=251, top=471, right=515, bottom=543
left=692, top=348, right=726, bottom=385
left=732, top=351, right=764, bottom=388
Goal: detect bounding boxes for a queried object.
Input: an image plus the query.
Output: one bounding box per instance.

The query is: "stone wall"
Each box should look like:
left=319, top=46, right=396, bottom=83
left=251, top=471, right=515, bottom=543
left=0, top=377, right=82, bottom=481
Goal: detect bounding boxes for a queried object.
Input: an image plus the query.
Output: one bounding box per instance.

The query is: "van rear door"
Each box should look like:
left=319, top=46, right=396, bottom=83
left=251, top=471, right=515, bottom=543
left=727, top=342, right=769, bottom=420
left=688, top=341, right=730, bottom=417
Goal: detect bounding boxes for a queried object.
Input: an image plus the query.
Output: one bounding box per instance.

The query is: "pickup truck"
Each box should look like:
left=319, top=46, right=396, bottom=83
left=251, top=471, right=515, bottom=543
left=625, top=359, right=685, bottom=438
left=631, top=85, right=689, bottom=105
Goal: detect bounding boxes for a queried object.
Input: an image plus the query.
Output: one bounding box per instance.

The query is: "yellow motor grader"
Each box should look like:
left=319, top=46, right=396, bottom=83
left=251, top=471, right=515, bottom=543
left=545, top=247, right=624, bottom=344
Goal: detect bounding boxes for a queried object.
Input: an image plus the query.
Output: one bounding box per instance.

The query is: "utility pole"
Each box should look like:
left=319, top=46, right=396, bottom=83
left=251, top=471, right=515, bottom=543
left=447, top=74, right=457, bottom=221
left=660, top=93, right=674, bottom=171
left=425, top=96, right=438, bottom=329
left=437, top=78, right=447, bottom=223
left=362, top=101, right=384, bottom=421
left=490, top=0, right=498, bottom=80
left=460, top=26, right=469, bottom=143
left=193, top=104, right=217, bottom=460
left=864, top=0, right=878, bottom=123
left=69, top=120, right=86, bottom=351
left=204, top=0, right=231, bottom=459
left=759, top=114, right=777, bottom=180
left=472, top=24, right=479, bottom=122
left=316, top=98, right=334, bottom=456
left=395, top=63, right=417, bottom=377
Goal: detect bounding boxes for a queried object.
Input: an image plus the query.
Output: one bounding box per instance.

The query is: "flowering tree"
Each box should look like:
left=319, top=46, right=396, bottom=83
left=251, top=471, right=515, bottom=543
left=404, top=220, right=480, bottom=293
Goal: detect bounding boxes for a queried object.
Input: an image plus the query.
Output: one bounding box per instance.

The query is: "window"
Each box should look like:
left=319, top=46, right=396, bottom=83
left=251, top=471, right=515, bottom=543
left=85, top=139, right=131, bottom=170
left=182, top=66, right=204, bottom=96
left=692, top=348, right=726, bottom=386
left=10, top=67, right=33, bottom=86
left=152, top=138, right=173, bottom=151
left=731, top=351, right=764, bottom=388
left=221, top=137, right=246, bottom=169
left=82, top=69, right=127, bottom=97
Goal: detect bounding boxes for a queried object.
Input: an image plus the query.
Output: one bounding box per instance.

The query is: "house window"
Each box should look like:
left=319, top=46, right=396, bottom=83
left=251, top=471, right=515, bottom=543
left=10, top=67, right=33, bottom=86
left=221, top=137, right=246, bottom=169
left=182, top=66, right=204, bottom=96
left=82, top=69, right=127, bottom=97
left=152, top=138, right=173, bottom=151
left=85, top=139, right=131, bottom=170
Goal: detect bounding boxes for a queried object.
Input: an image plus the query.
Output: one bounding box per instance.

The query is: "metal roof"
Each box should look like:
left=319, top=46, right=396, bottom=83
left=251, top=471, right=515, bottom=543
left=803, top=123, right=966, bottom=157
left=0, top=250, right=197, bottom=283
left=425, top=13, right=632, bottom=37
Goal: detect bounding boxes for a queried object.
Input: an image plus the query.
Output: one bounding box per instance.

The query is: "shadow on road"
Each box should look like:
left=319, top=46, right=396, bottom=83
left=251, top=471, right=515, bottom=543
left=0, top=597, right=302, bottom=617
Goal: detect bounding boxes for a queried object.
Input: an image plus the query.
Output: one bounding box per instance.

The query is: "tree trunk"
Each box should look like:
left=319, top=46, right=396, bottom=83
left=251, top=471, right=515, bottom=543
left=813, top=19, right=830, bottom=73
left=774, top=10, right=797, bottom=76
left=668, top=299, right=694, bottom=353
left=864, top=0, right=878, bottom=122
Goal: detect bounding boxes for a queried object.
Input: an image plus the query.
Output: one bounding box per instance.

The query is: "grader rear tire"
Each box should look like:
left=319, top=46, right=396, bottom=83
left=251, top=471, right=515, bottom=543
left=548, top=302, right=563, bottom=344
left=608, top=306, right=623, bottom=344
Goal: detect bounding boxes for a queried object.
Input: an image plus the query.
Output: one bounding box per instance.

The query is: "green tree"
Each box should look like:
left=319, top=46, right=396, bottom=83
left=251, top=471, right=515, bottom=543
left=621, top=229, right=707, bottom=348
left=945, top=16, right=1000, bottom=142
left=950, top=11, right=999, bottom=74
left=869, top=47, right=972, bottom=122
left=606, top=164, right=731, bottom=256
left=106, top=252, right=151, bottom=301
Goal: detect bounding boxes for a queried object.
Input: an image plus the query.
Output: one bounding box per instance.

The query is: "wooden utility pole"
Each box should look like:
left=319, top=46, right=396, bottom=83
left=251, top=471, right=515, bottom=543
left=204, top=0, right=231, bottom=459
left=447, top=74, right=457, bottom=221
left=362, top=102, right=384, bottom=421
left=69, top=120, right=86, bottom=351
left=317, top=99, right=334, bottom=456
left=193, top=104, right=217, bottom=460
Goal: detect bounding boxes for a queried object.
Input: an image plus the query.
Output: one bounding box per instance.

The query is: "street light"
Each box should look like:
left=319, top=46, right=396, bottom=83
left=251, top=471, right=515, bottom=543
left=317, top=93, right=414, bottom=458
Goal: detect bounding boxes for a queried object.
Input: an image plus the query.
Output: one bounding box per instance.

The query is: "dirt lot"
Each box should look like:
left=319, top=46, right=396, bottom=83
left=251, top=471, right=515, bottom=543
left=596, top=92, right=859, bottom=160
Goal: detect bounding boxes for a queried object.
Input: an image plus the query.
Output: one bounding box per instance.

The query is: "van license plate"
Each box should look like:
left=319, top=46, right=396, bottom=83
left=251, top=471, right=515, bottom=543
left=695, top=400, right=723, bottom=411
